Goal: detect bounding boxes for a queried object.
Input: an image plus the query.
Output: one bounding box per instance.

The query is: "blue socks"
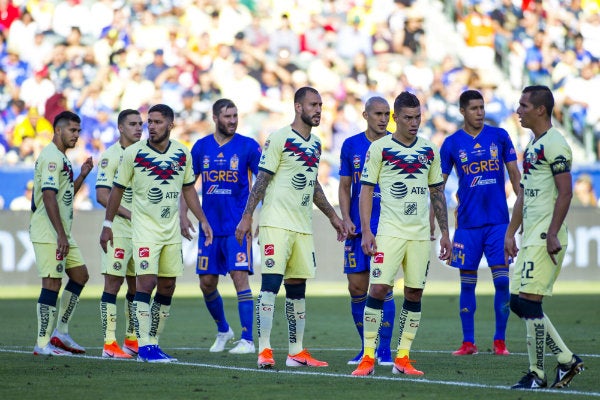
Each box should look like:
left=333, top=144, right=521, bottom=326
left=237, top=289, right=253, bottom=341
left=492, top=267, right=510, bottom=341
left=204, top=290, right=229, bottom=332
left=459, top=272, right=477, bottom=343
left=379, top=291, right=395, bottom=352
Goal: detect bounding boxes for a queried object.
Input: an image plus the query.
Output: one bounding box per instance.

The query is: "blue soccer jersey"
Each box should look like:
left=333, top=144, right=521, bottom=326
left=440, top=125, right=517, bottom=229
left=339, top=132, right=384, bottom=235
left=191, top=134, right=261, bottom=236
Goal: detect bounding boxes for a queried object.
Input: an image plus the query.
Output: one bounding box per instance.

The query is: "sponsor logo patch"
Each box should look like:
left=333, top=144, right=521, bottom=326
left=139, top=247, right=150, bottom=258
left=55, top=250, right=63, bottom=261
left=264, top=244, right=274, bottom=256
left=114, top=248, right=125, bottom=259
left=373, top=252, right=384, bottom=264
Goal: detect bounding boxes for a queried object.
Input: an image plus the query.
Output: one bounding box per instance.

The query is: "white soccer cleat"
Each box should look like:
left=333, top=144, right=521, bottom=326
left=209, top=327, right=234, bottom=352
left=50, top=329, right=86, bottom=354
left=229, top=339, right=255, bottom=354
left=33, top=343, right=72, bottom=356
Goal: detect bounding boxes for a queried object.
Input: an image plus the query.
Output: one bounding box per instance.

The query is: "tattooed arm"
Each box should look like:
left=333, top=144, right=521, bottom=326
left=235, top=171, right=272, bottom=244
left=430, top=184, right=451, bottom=260
left=313, top=180, right=347, bottom=241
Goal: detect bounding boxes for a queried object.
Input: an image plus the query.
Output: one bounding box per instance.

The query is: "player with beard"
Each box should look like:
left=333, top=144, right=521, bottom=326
left=100, top=104, right=213, bottom=363
left=32, top=111, right=94, bottom=355
left=181, top=99, right=261, bottom=354
left=236, top=87, right=347, bottom=369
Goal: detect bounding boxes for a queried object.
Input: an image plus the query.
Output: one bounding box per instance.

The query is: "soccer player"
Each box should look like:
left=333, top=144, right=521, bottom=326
left=31, top=111, right=94, bottom=356
left=95, top=109, right=143, bottom=358
left=505, top=85, right=584, bottom=389
left=181, top=99, right=261, bottom=354
left=351, top=91, right=451, bottom=377
left=235, top=86, right=347, bottom=369
left=100, top=104, right=213, bottom=363
left=339, top=96, right=395, bottom=366
left=439, top=90, right=521, bottom=356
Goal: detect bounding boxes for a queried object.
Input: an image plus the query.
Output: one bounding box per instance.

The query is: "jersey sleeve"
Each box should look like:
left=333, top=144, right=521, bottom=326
left=339, top=139, right=352, bottom=177
left=428, top=144, right=444, bottom=187
left=439, top=137, right=454, bottom=176
left=248, top=138, right=262, bottom=175
left=547, top=137, right=572, bottom=176
left=191, top=140, right=203, bottom=176
left=114, top=146, right=134, bottom=189
left=182, top=146, right=196, bottom=186
left=40, top=153, right=61, bottom=193
left=360, top=141, right=381, bottom=186
left=95, top=151, right=116, bottom=189
left=500, top=129, right=518, bottom=163
left=258, top=132, right=282, bottom=175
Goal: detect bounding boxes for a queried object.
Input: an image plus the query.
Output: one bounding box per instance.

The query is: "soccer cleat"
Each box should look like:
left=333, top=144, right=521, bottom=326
left=33, top=343, right=72, bottom=356
left=392, top=356, right=424, bottom=376
left=452, top=341, right=478, bottom=356
left=156, top=346, right=177, bottom=362
left=50, top=329, right=86, bottom=354
left=552, top=354, right=584, bottom=388
left=351, top=355, right=375, bottom=376
left=229, top=339, right=255, bottom=354
left=347, top=350, right=363, bottom=365
left=209, top=327, right=234, bottom=352
left=257, top=348, right=275, bottom=369
left=377, top=348, right=394, bottom=366
left=493, top=339, right=510, bottom=356
left=122, top=338, right=139, bottom=356
left=102, top=341, right=132, bottom=359
left=286, top=349, right=328, bottom=367
left=137, top=344, right=174, bottom=363
left=511, top=370, right=547, bottom=389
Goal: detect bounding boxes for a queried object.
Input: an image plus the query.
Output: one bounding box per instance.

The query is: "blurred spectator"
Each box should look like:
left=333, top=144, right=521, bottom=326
left=1, top=48, right=30, bottom=87
left=73, top=182, right=93, bottom=211
left=11, top=106, right=52, bottom=149
left=571, top=32, right=595, bottom=69
left=336, top=15, right=373, bottom=60
left=525, top=29, right=553, bottom=86
left=44, top=92, right=67, bottom=124
left=9, top=179, right=33, bottom=211
left=572, top=173, right=598, bottom=207
left=460, top=1, right=496, bottom=70
left=19, top=65, right=54, bottom=115
left=7, top=10, right=37, bottom=57
left=0, top=0, right=20, bottom=31
left=52, top=0, right=92, bottom=39
left=562, top=63, right=600, bottom=140
left=269, top=13, right=299, bottom=58
left=398, top=8, right=426, bottom=58
left=144, top=48, right=169, bottom=83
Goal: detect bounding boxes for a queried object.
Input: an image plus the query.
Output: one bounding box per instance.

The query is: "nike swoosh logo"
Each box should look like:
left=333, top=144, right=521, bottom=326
left=291, top=358, right=308, bottom=365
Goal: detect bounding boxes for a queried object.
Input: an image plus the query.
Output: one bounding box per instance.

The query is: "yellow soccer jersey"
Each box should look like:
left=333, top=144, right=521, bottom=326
left=258, top=126, right=321, bottom=234
left=361, top=135, right=443, bottom=240
left=30, top=142, right=75, bottom=244
left=114, top=139, right=195, bottom=244
left=96, top=143, right=133, bottom=238
left=520, top=127, right=572, bottom=247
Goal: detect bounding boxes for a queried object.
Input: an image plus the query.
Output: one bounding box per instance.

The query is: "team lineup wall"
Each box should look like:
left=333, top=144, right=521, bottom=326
left=1, top=208, right=599, bottom=286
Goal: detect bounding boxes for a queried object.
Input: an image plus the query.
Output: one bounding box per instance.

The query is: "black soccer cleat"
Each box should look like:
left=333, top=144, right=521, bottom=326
left=511, top=370, right=547, bottom=389
left=552, top=354, right=584, bottom=388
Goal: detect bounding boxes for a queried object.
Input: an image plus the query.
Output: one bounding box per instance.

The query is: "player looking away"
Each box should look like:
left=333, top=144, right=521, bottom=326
left=352, top=91, right=451, bottom=377
left=181, top=99, right=261, bottom=354
left=100, top=104, right=213, bottom=363
left=439, top=90, right=521, bottom=356
left=95, top=109, right=143, bottom=358
left=339, top=96, right=396, bottom=366
left=235, top=86, right=347, bottom=369
left=505, top=85, right=584, bottom=389
left=32, top=111, right=94, bottom=355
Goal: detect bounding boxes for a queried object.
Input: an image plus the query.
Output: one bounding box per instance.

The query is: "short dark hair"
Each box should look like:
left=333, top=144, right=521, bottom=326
left=117, top=109, right=140, bottom=126
left=294, top=86, right=319, bottom=104
left=365, top=96, right=388, bottom=112
left=459, top=90, right=483, bottom=109
left=212, top=98, right=236, bottom=117
left=148, top=104, right=174, bottom=122
left=53, top=111, right=80, bottom=131
left=393, top=91, right=420, bottom=112
left=522, top=85, right=554, bottom=117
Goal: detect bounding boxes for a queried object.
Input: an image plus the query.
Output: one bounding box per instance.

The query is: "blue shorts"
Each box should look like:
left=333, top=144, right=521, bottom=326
left=197, top=235, right=253, bottom=276
left=449, top=224, right=508, bottom=270
left=343, top=235, right=370, bottom=274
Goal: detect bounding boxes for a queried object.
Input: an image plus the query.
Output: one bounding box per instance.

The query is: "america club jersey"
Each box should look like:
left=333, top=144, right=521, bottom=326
left=114, top=139, right=195, bottom=244
left=440, top=125, right=517, bottom=229
left=361, top=135, right=443, bottom=240
left=96, top=143, right=133, bottom=238
left=30, top=142, right=75, bottom=244
left=191, top=134, right=261, bottom=236
left=339, top=131, right=387, bottom=235
left=520, top=127, right=572, bottom=247
left=259, top=126, right=321, bottom=234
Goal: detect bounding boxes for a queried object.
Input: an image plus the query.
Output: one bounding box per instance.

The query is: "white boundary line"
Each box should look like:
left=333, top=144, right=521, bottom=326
left=1, top=347, right=598, bottom=397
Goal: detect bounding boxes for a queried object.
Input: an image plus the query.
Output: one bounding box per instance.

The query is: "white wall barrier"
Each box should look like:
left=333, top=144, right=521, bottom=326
left=1, top=208, right=599, bottom=286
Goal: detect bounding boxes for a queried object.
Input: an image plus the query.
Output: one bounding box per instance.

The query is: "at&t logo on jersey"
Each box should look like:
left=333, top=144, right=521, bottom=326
left=139, top=247, right=150, bottom=258
left=373, top=252, right=384, bottom=264
left=264, top=244, right=274, bottom=256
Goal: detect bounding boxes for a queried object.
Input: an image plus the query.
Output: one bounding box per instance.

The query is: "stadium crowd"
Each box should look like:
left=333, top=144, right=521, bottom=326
left=0, top=0, right=599, bottom=208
